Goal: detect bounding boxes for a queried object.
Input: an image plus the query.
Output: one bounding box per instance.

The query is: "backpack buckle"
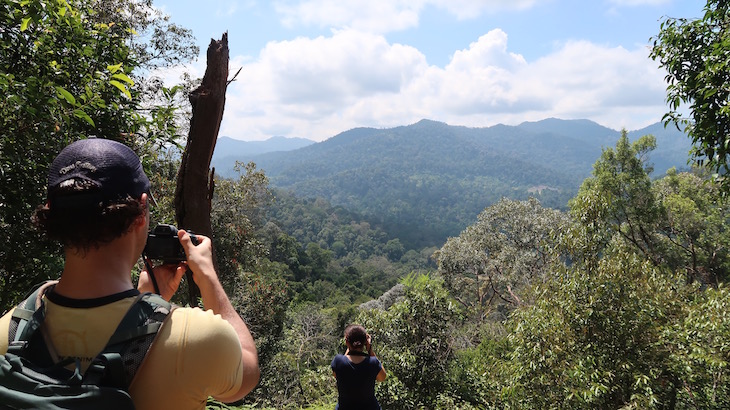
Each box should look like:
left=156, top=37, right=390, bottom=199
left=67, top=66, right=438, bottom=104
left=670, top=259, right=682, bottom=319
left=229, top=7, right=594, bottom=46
left=6, top=340, right=28, bottom=356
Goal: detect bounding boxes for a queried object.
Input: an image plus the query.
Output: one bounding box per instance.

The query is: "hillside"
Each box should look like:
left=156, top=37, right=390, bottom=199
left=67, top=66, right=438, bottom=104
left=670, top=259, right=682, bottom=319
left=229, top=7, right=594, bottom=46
left=212, top=135, right=315, bottom=171
left=212, top=119, right=692, bottom=249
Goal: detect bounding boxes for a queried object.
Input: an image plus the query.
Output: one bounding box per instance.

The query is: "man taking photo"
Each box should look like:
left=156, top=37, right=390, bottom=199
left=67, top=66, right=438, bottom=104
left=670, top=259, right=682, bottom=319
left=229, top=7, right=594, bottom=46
left=0, top=138, right=259, bottom=408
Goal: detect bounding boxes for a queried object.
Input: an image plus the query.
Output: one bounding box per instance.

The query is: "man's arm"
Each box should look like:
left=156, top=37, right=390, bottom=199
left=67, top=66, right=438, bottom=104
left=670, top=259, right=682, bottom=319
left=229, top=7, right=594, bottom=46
left=179, top=231, right=260, bottom=401
left=0, top=309, right=13, bottom=354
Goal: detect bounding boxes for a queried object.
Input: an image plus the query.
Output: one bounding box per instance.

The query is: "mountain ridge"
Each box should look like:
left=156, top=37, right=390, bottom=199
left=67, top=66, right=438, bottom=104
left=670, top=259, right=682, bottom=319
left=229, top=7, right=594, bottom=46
left=212, top=118, right=692, bottom=248
left=214, top=135, right=315, bottom=159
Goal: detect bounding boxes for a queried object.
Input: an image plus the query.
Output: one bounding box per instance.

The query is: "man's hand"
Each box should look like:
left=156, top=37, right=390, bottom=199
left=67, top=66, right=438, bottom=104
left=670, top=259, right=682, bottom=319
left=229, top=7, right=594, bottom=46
left=138, top=259, right=186, bottom=301
left=178, top=230, right=218, bottom=292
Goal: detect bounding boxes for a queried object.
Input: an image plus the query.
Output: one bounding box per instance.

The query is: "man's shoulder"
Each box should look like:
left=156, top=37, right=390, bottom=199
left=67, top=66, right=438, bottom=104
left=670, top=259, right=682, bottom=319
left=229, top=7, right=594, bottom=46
left=169, top=306, right=228, bottom=322
left=166, top=307, right=239, bottom=342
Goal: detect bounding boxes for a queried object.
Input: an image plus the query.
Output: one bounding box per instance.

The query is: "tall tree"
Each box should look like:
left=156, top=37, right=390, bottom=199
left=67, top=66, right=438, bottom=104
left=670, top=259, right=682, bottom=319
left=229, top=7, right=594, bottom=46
left=651, top=0, right=730, bottom=184
left=0, top=0, right=197, bottom=310
left=569, top=131, right=662, bottom=267
left=435, top=198, right=568, bottom=318
left=570, top=131, right=730, bottom=285
left=1, top=0, right=137, bottom=309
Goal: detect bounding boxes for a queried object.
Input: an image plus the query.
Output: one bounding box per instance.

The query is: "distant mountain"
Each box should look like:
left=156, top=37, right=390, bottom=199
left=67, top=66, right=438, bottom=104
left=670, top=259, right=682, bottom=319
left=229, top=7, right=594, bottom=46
left=212, top=136, right=315, bottom=171
left=212, top=119, right=693, bottom=249
left=628, top=122, right=693, bottom=172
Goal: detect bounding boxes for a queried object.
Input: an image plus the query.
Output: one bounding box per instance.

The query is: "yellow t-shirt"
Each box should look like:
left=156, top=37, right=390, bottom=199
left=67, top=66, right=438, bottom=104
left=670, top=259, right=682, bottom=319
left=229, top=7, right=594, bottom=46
left=0, top=291, right=244, bottom=410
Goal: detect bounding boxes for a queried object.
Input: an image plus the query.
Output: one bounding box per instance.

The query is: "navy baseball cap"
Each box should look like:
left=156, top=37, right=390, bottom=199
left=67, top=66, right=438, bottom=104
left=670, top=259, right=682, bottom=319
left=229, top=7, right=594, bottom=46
left=47, top=138, right=153, bottom=209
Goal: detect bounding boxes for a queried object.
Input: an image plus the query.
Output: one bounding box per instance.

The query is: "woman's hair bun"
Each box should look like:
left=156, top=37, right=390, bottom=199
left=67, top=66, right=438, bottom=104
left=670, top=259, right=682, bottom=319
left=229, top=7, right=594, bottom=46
left=344, top=324, right=368, bottom=347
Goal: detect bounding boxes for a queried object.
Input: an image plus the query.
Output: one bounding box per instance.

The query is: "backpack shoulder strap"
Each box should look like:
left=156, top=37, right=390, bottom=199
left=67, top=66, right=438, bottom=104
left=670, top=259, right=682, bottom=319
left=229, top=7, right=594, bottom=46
left=7, top=285, right=173, bottom=390
left=7, top=281, right=59, bottom=361
left=106, top=292, right=172, bottom=346
left=84, top=292, right=174, bottom=388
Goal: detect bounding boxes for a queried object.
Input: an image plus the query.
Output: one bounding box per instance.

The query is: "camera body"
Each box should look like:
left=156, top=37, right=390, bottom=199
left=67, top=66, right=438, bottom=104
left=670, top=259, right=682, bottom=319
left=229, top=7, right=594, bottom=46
left=144, top=224, right=197, bottom=264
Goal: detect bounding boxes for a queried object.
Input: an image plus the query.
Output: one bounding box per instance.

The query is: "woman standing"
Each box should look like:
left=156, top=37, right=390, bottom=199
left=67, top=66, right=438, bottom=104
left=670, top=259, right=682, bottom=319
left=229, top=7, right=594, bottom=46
left=331, top=324, right=387, bottom=409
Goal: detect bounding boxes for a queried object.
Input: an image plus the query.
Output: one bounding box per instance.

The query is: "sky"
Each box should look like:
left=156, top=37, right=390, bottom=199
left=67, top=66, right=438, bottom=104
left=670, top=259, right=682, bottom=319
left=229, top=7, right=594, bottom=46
left=152, top=0, right=706, bottom=142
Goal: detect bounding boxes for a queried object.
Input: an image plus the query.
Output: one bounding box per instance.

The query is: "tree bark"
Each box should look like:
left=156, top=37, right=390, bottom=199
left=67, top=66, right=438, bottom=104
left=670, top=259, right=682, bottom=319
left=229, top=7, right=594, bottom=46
left=175, top=33, right=229, bottom=306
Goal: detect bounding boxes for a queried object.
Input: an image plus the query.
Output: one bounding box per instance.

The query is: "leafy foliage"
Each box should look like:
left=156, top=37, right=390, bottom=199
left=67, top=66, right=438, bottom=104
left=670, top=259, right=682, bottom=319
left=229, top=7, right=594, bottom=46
left=667, top=286, right=730, bottom=408
left=650, top=0, right=730, bottom=185
left=436, top=197, right=569, bottom=319
left=0, top=0, right=198, bottom=311
left=1, top=0, right=138, bottom=309
left=570, top=130, right=730, bottom=285
left=212, top=162, right=273, bottom=292
left=653, top=169, right=730, bottom=284
left=360, top=274, right=464, bottom=409
left=569, top=131, right=662, bottom=265
left=505, top=252, right=684, bottom=409
left=497, top=134, right=730, bottom=409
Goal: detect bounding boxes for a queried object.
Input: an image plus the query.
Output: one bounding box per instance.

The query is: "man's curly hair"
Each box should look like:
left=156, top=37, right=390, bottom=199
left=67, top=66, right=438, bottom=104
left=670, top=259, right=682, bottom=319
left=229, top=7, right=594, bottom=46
left=32, top=179, right=145, bottom=253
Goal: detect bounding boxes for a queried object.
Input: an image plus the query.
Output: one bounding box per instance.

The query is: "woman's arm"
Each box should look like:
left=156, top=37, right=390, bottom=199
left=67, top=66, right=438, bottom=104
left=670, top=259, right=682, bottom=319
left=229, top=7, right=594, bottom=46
left=367, top=334, right=387, bottom=382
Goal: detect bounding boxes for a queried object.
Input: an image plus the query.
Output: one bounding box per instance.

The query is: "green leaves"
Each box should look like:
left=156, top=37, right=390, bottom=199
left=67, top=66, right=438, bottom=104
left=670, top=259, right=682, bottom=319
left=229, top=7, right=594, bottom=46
left=665, top=286, right=730, bottom=407
left=55, top=86, right=75, bottom=104
left=570, top=130, right=662, bottom=267
left=72, top=108, right=94, bottom=127
left=108, top=79, right=131, bottom=99
left=0, top=0, right=195, bottom=311
left=504, top=251, right=682, bottom=409
left=20, top=17, right=30, bottom=31
left=107, top=65, right=133, bottom=99
left=651, top=0, right=730, bottom=189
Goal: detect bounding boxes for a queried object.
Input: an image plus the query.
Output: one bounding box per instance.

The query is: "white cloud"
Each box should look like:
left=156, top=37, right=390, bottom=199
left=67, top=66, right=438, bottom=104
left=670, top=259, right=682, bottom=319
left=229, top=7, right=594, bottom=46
left=607, top=0, right=671, bottom=6
left=218, top=28, right=667, bottom=141
left=273, top=0, right=542, bottom=32
left=274, top=0, right=424, bottom=32
left=215, top=1, right=239, bottom=18
left=514, top=40, right=667, bottom=127
left=220, top=29, right=428, bottom=139
left=429, top=0, right=540, bottom=19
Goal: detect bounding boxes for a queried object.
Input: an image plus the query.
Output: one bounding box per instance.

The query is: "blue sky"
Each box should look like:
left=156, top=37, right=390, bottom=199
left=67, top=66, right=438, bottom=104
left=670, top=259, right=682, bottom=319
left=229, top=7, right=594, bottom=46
left=153, top=0, right=705, bottom=141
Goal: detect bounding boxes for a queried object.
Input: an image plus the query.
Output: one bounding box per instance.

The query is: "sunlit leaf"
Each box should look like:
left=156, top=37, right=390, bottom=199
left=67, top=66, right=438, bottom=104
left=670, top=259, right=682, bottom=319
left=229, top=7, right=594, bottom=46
left=109, top=80, right=131, bottom=99
left=111, top=73, right=134, bottom=85
left=106, top=63, right=123, bottom=73
left=73, top=109, right=95, bottom=127
left=55, top=86, right=76, bottom=105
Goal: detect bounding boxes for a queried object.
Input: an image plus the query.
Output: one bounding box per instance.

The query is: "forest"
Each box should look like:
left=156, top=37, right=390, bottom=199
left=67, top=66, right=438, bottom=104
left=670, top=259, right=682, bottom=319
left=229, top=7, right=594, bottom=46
left=2, top=0, right=730, bottom=409
left=212, top=118, right=691, bottom=250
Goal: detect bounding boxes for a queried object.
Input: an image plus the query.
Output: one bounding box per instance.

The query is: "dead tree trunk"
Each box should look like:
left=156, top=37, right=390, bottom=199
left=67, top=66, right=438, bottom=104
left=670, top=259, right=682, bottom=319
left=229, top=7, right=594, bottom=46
left=174, top=33, right=229, bottom=306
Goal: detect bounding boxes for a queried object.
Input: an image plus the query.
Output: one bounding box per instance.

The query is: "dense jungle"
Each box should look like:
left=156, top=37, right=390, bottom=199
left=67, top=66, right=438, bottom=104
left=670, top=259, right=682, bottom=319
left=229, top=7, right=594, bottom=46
left=2, top=1, right=730, bottom=409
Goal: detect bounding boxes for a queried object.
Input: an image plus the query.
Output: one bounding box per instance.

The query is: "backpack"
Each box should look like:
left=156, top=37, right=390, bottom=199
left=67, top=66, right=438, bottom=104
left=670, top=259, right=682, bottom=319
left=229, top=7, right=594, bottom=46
left=0, top=281, right=173, bottom=409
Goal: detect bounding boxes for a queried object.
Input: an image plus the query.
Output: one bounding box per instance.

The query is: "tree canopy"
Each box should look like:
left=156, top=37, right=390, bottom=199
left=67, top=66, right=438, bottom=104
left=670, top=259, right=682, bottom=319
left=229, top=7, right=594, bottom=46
left=651, top=0, right=730, bottom=184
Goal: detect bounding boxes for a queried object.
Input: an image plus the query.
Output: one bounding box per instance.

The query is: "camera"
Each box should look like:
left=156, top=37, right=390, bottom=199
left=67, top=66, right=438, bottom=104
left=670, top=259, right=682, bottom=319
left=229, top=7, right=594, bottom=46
left=144, top=224, right=198, bottom=264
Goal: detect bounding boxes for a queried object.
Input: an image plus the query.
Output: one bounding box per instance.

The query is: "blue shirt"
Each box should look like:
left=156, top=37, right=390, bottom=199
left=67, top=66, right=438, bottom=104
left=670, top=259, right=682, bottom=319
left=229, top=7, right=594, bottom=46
left=331, top=354, right=383, bottom=410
